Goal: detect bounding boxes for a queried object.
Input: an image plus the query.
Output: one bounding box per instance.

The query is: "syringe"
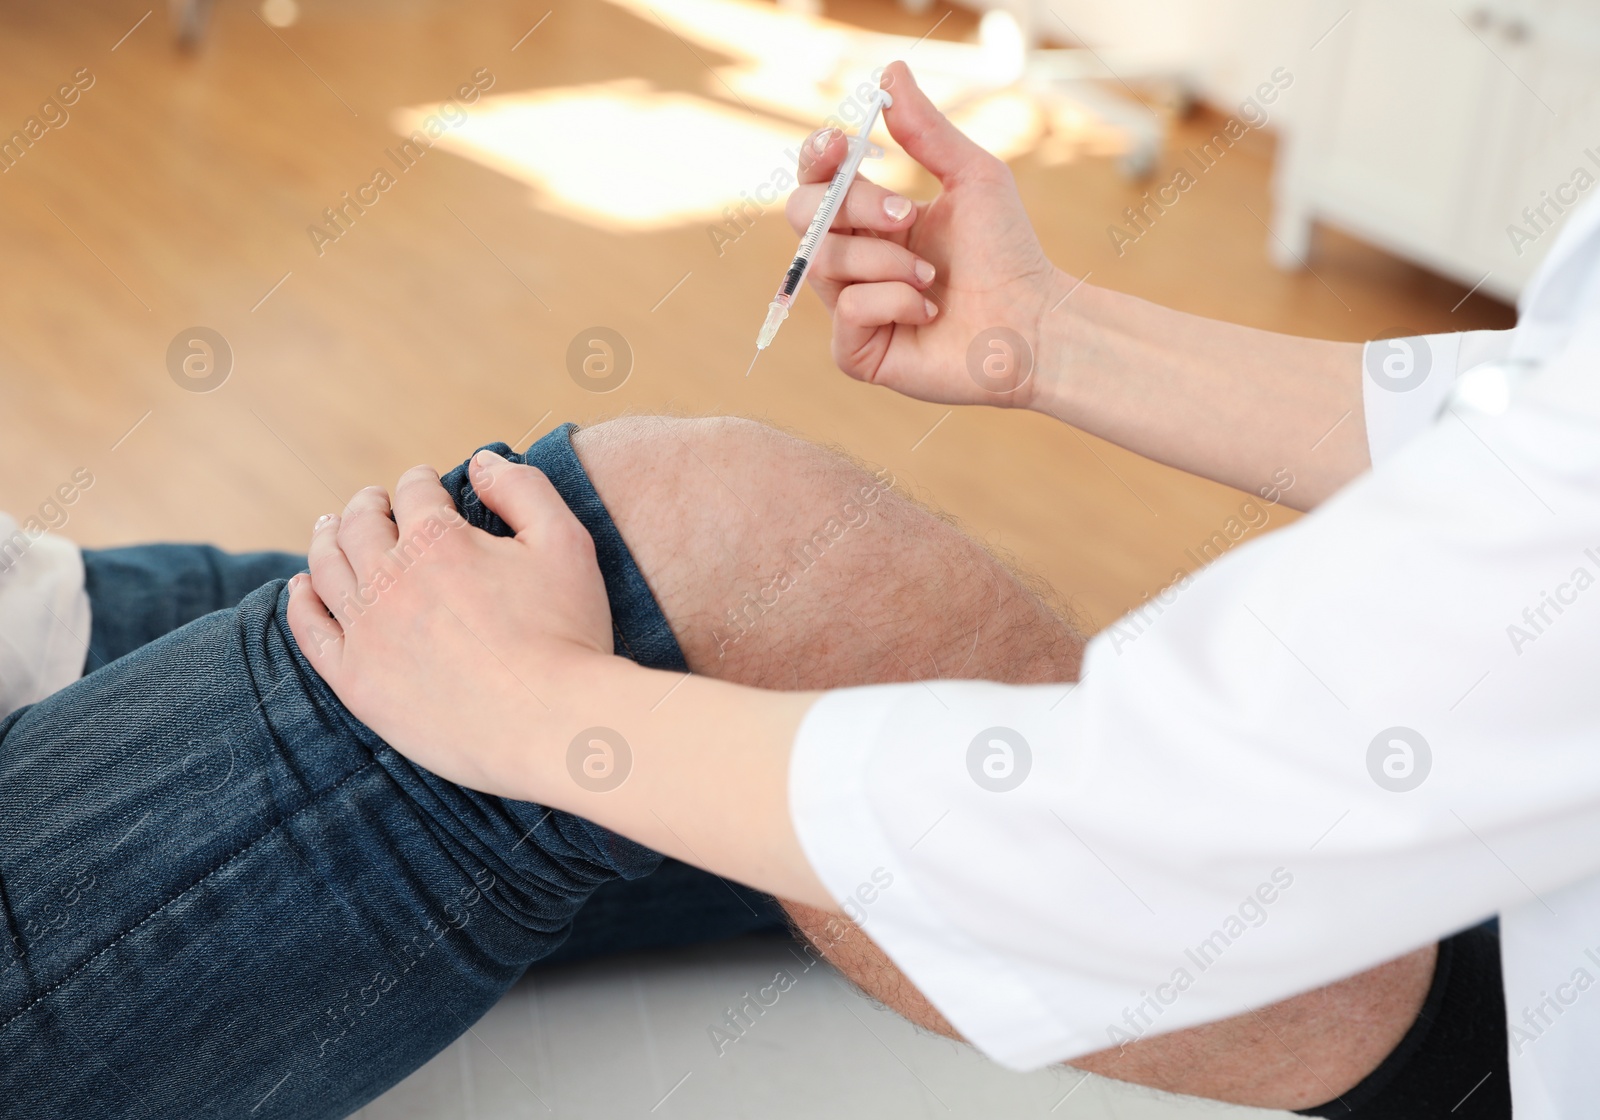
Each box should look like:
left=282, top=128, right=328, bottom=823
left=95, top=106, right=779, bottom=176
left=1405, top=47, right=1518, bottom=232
left=749, top=86, right=894, bottom=370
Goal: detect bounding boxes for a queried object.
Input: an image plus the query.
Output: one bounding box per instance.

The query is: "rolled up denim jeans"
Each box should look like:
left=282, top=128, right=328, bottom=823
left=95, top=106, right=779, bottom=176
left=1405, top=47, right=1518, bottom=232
left=0, top=424, right=780, bottom=1118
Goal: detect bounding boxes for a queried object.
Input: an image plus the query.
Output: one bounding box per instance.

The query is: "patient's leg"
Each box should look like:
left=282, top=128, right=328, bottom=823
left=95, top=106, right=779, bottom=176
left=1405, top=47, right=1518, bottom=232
left=80, top=544, right=305, bottom=668
left=0, top=415, right=1432, bottom=1117
left=74, top=544, right=792, bottom=968
left=569, top=415, right=1438, bottom=1112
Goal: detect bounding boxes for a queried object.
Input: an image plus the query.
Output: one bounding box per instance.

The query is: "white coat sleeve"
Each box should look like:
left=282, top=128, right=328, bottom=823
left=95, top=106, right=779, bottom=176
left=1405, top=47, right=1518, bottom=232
left=1362, top=329, right=1515, bottom=465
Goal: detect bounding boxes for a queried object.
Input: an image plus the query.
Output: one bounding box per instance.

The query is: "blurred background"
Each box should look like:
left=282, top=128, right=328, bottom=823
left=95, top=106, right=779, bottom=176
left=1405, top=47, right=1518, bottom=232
left=1, top=0, right=1591, bottom=1116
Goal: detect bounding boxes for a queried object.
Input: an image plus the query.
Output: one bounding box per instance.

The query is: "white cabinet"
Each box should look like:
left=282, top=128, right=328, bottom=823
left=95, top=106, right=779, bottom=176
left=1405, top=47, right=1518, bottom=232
left=1274, top=0, right=1600, bottom=302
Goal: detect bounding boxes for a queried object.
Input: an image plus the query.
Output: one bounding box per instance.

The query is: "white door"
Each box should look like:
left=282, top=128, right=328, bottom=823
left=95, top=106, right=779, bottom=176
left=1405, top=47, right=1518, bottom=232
left=1463, top=0, right=1600, bottom=290
left=1305, top=0, right=1501, bottom=262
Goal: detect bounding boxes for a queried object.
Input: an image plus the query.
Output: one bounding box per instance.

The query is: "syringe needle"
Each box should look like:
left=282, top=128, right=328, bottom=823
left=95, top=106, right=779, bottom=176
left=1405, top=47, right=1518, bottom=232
left=745, top=350, right=761, bottom=378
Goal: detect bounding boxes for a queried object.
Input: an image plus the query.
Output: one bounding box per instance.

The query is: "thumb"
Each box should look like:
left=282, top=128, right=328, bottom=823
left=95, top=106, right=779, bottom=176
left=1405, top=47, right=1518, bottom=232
left=880, top=60, right=994, bottom=185
left=468, top=449, right=568, bottom=540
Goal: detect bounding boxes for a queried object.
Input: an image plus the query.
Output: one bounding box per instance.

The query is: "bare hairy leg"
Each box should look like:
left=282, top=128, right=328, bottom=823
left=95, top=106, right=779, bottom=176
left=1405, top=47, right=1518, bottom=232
left=570, top=415, right=1434, bottom=1111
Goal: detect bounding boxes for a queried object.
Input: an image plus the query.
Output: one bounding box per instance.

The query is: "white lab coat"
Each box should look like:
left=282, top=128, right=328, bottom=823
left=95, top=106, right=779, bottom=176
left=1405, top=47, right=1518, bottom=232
left=791, top=198, right=1600, bottom=1117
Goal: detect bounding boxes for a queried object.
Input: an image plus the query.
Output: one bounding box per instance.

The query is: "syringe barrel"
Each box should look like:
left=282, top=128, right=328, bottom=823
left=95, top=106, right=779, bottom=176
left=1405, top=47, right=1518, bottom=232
left=785, top=90, right=891, bottom=301
left=756, top=87, right=892, bottom=351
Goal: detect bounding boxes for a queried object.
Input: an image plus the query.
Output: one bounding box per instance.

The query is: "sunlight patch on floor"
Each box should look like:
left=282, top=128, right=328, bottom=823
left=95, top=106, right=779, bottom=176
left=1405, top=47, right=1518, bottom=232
left=392, top=79, right=917, bottom=232
left=391, top=0, right=1131, bottom=232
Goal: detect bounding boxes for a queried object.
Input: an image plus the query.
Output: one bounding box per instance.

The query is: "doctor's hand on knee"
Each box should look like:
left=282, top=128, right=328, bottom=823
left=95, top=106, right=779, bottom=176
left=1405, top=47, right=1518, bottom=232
left=285, top=450, right=830, bottom=907
left=285, top=451, right=618, bottom=799
left=786, top=60, right=1083, bottom=409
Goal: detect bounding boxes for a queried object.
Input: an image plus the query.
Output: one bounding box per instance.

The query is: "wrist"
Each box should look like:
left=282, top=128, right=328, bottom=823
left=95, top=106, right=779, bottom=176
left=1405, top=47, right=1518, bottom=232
left=536, top=642, right=639, bottom=719
left=1026, top=266, right=1094, bottom=421
left=483, top=647, right=650, bottom=805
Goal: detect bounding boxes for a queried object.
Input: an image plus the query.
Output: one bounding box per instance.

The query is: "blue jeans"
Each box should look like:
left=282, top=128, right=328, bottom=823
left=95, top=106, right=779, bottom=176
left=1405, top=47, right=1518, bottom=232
left=0, top=425, right=785, bottom=1118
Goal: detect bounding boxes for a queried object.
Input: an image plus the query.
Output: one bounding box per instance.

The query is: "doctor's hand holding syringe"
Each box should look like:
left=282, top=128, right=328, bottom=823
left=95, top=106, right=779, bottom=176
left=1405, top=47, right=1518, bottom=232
left=785, top=61, right=1371, bottom=511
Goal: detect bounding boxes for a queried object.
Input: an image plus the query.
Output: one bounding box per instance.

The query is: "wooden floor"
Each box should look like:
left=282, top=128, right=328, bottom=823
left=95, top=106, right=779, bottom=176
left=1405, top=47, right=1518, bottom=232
left=0, top=0, right=1515, bottom=634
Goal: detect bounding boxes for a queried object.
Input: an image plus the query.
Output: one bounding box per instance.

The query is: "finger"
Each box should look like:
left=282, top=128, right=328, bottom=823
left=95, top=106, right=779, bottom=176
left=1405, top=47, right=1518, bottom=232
left=308, top=512, right=360, bottom=625
left=392, top=464, right=464, bottom=554
left=798, top=127, right=843, bottom=184
left=786, top=178, right=915, bottom=237
left=812, top=232, right=936, bottom=290
left=798, top=126, right=863, bottom=185
left=286, top=571, right=345, bottom=674
left=337, top=485, right=399, bottom=575
left=833, top=282, right=938, bottom=375
left=467, top=449, right=579, bottom=545
left=880, top=60, right=996, bottom=185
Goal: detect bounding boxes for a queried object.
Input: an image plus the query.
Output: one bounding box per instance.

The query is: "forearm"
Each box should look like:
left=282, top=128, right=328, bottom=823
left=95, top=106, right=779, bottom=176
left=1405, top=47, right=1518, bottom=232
left=513, top=657, right=831, bottom=908
left=1033, top=274, right=1368, bottom=510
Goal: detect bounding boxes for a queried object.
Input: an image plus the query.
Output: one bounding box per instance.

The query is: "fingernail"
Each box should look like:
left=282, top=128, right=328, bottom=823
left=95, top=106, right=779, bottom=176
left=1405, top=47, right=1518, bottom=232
left=473, top=449, right=500, bottom=469
left=914, top=260, right=936, bottom=284
left=924, top=299, right=938, bottom=318
left=315, top=513, right=336, bottom=529
left=812, top=127, right=840, bottom=155
left=884, top=195, right=912, bottom=221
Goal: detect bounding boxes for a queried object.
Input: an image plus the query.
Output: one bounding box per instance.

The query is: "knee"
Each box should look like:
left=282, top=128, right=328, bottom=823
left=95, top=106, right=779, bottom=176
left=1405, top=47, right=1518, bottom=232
left=571, top=414, right=877, bottom=575
left=569, top=414, right=1079, bottom=686
left=570, top=415, right=902, bottom=671
left=573, top=415, right=826, bottom=497
left=573, top=412, right=886, bottom=562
